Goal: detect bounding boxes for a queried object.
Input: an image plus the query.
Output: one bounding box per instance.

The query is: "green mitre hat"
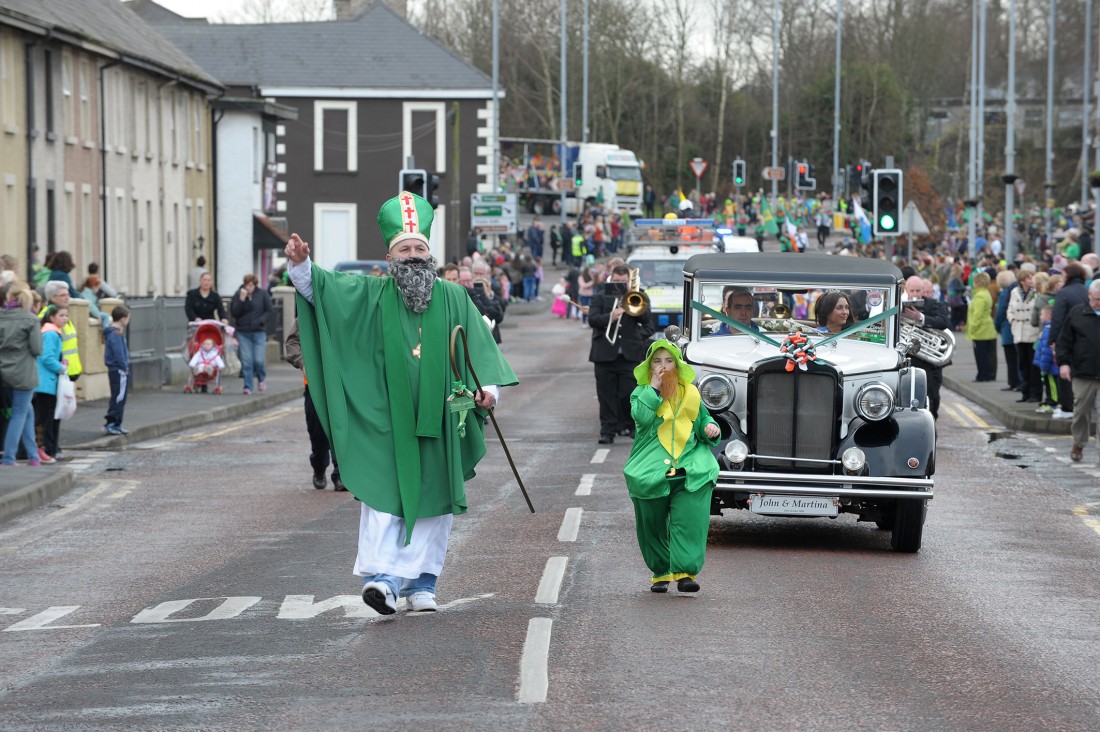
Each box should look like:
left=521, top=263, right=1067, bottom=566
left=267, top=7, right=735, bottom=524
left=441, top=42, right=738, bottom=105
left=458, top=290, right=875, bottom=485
left=633, top=339, right=696, bottom=387
left=377, top=191, right=435, bottom=249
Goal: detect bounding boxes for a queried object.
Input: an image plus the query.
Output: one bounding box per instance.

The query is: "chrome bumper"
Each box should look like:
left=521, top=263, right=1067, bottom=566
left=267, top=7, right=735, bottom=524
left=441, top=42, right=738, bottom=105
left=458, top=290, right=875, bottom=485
left=715, top=470, right=933, bottom=500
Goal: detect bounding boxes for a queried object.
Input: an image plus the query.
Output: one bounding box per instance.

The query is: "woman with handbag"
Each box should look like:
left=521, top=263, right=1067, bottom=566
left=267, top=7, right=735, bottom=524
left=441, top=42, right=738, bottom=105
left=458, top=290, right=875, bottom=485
left=34, top=305, right=69, bottom=461
left=0, top=282, right=47, bottom=466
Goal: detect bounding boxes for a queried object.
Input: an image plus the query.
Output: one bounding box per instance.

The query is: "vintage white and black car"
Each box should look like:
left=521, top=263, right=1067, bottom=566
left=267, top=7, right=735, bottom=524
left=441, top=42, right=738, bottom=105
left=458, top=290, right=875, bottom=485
left=670, top=253, right=936, bottom=552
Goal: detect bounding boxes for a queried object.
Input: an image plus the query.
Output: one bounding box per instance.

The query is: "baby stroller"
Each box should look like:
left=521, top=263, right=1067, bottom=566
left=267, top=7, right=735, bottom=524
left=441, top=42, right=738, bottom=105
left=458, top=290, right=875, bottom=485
left=183, top=320, right=236, bottom=394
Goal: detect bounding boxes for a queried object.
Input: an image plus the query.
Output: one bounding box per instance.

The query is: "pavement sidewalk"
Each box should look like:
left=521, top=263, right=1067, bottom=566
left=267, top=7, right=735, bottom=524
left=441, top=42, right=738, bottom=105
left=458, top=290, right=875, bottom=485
left=0, top=361, right=304, bottom=525
left=941, top=332, right=1076, bottom=435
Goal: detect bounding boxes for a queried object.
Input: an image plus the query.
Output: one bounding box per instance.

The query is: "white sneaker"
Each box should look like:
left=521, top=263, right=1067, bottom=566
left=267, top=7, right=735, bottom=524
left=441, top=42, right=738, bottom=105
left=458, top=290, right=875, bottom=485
left=1052, top=409, right=1074, bottom=420
left=361, top=581, right=397, bottom=615
left=405, top=591, right=438, bottom=612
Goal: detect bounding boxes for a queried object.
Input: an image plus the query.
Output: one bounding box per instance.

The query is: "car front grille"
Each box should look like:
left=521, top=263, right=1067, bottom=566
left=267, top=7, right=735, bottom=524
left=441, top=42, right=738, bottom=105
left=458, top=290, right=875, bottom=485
left=751, top=368, right=837, bottom=471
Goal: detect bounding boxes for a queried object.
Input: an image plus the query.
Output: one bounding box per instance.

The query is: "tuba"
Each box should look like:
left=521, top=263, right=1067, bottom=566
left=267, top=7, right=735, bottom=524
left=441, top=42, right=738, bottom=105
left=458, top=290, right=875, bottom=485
left=900, top=319, right=956, bottom=367
left=605, top=269, right=651, bottom=344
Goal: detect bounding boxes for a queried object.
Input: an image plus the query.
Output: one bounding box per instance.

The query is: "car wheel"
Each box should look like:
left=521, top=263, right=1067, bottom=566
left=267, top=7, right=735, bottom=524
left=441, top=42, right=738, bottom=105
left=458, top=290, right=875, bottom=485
left=532, top=198, right=546, bottom=215
left=891, top=499, right=926, bottom=552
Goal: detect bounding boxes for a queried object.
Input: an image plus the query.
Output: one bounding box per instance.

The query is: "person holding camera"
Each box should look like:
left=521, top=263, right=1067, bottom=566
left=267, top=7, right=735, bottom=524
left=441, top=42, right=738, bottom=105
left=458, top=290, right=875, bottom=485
left=230, top=273, right=273, bottom=395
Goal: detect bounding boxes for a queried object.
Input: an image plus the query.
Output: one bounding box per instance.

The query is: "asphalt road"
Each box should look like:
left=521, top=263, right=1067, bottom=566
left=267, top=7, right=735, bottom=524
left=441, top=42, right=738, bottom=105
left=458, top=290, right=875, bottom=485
left=1, top=312, right=1099, bottom=731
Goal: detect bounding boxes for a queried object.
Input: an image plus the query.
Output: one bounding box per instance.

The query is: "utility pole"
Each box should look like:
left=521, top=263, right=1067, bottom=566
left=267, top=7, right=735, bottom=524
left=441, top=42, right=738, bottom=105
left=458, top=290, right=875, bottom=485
left=1044, top=0, right=1055, bottom=244
left=977, top=0, right=987, bottom=230
left=832, top=0, right=843, bottom=202
left=1004, top=0, right=1017, bottom=261
left=559, top=0, right=567, bottom=222
left=582, top=0, right=589, bottom=144
left=491, top=0, right=500, bottom=192
left=967, top=0, right=978, bottom=256
left=1082, top=0, right=1093, bottom=207
left=771, top=0, right=780, bottom=202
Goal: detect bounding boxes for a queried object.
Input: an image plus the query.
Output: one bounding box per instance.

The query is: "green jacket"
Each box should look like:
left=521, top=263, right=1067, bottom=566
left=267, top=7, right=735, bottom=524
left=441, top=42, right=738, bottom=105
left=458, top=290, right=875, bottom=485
left=295, top=266, right=518, bottom=541
left=0, top=308, right=42, bottom=390
left=966, top=287, right=997, bottom=341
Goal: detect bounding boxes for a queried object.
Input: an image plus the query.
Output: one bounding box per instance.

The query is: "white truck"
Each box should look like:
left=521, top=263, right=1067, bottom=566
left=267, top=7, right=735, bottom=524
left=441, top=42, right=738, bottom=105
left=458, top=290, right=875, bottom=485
left=625, top=218, right=725, bottom=331
left=500, top=138, right=644, bottom=216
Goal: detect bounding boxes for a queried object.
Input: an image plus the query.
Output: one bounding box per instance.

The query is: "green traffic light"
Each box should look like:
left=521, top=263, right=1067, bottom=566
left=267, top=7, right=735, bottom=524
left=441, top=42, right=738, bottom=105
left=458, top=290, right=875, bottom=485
left=735, top=176, right=743, bottom=185
left=880, top=214, right=896, bottom=230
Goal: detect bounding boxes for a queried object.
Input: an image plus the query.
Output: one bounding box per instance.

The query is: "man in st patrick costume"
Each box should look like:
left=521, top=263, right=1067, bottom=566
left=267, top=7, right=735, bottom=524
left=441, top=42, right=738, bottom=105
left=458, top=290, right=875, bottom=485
left=285, top=191, right=517, bottom=615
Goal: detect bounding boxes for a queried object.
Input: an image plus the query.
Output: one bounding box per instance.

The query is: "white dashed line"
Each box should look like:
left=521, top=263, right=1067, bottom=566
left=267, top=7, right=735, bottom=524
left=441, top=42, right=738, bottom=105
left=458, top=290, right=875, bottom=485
left=574, top=474, right=595, bottom=496
left=517, top=617, right=553, bottom=703
left=557, top=508, right=583, bottom=542
left=535, top=557, right=568, bottom=604
left=591, top=449, right=609, bottom=464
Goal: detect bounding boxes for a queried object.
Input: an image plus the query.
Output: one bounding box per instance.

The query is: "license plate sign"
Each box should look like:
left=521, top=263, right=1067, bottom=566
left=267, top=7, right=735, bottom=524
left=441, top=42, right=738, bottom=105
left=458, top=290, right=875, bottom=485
left=749, top=494, right=839, bottom=517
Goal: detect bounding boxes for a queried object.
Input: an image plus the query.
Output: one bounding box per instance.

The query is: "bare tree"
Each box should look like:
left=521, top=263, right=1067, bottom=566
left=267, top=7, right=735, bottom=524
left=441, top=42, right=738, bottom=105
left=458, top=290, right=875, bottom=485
left=214, top=0, right=333, bottom=23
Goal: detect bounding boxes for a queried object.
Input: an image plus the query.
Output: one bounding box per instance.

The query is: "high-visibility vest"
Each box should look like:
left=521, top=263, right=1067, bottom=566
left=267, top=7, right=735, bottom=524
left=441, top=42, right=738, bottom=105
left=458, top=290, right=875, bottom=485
left=571, top=234, right=586, bottom=258
left=38, top=307, right=82, bottom=376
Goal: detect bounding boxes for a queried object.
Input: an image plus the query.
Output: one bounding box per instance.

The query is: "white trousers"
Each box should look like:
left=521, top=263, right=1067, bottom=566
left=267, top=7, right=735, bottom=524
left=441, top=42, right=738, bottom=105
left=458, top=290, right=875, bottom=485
left=353, top=504, right=453, bottom=579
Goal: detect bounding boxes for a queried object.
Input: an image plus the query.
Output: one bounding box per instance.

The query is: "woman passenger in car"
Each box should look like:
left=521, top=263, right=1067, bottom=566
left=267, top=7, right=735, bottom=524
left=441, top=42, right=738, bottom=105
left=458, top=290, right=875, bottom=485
left=814, top=290, right=856, bottom=334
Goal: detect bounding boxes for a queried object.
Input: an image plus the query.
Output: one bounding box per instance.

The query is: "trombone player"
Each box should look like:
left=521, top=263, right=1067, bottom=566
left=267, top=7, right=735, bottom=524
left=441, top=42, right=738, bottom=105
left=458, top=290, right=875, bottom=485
left=588, top=264, right=656, bottom=444
left=902, top=275, right=952, bottom=420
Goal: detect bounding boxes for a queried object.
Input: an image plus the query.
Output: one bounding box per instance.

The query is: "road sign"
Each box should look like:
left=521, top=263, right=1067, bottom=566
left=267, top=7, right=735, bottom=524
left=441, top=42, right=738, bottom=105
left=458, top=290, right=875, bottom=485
left=1014, top=178, right=1026, bottom=196
left=470, top=193, right=518, bottom=234
left=762, top=166, right=786, bottom=181
left=689, top=158, right=708, bottom=179
left=549, top=177, right=575, bottom=192
left=509, top=167, right=527, bottom=183
left=900, top=201, right=930, bottom=235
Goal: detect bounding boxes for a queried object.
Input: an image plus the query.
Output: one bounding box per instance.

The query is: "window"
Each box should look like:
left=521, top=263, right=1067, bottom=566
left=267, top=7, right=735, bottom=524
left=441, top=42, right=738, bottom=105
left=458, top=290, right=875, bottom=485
left=44, top=49, right=55, bottom=137
left=193, top=95, right=202, bottom=164
left=181, top=92, right=191, bottom=163
left=62, top=53, right=74, bottom=139
left=46, top=186, right=56, bottom=253
left=313, top=101, right=357, bottom=172
left=82, top=188, right=92, bottom=253
left=253, top=127, right=261, bottom=183
left=79, top=59, right=90, bottom=141
left=312, top=203, right=358, bottom=268
left=168, top=91, right=177, bottom=162
left=65, top=189, right=76, bottom=255
left=0, top=34, right=14, bottom=129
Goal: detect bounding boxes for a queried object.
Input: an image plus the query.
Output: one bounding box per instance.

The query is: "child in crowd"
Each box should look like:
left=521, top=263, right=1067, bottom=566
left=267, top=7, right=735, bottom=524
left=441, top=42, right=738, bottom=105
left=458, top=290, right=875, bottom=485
left=189, top=337, right=225, bottom=383
left=1033, top=304, right=1058, bottom=415
left=34, top=305, right=68, bottom=459
left=103, top=305, right=131, bottom=436
left=623, top=340, right=720, bottom=595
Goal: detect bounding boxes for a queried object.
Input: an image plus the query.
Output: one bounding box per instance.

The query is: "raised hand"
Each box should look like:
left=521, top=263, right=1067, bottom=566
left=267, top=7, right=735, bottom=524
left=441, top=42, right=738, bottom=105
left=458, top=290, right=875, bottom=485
left=285, top=233, right=311, bottom=265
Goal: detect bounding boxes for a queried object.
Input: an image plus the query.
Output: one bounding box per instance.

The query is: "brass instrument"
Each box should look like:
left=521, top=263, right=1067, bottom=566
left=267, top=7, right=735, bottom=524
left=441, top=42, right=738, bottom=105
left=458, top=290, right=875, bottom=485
left=771, top=302, right=791, bottom=319
left=605, top=268, right=651, bottom=344
left=900, top=316, right=956, bottom=367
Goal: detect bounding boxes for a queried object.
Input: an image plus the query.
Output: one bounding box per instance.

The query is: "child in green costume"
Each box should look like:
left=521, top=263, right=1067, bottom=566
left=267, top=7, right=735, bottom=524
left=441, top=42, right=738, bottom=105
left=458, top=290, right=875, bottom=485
left=623, top=340, right=720, bottom=594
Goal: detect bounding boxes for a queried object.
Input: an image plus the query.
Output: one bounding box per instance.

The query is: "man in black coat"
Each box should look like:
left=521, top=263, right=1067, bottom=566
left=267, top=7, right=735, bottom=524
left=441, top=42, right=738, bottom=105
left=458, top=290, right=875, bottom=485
left=902, top=276, right=952, bottom=419
left=587, top=264, right=656, bottom=444
left=1055, top=280, right=1100, bottom=462
left=1051, top=262, right=1091, bottom=418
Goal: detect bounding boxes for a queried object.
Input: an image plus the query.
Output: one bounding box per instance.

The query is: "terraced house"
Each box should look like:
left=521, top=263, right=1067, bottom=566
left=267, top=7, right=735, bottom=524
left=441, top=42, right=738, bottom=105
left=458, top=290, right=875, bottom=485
left=0, top=0, right=221, bottom=296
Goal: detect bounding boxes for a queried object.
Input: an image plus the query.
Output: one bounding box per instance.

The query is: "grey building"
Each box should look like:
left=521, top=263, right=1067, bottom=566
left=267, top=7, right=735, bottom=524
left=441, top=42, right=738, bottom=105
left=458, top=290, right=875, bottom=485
left=137, top=1, right=497, bottom=266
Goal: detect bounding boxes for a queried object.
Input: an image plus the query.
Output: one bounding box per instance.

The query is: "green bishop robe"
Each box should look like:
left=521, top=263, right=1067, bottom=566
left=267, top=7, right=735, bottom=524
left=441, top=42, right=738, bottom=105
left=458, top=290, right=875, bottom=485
left=295, top=265, right=518, bottom=540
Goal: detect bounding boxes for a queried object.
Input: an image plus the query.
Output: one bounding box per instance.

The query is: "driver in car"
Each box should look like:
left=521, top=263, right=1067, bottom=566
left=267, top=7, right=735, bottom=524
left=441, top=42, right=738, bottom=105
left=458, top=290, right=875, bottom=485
left=711, top=288, right=760, bottom=335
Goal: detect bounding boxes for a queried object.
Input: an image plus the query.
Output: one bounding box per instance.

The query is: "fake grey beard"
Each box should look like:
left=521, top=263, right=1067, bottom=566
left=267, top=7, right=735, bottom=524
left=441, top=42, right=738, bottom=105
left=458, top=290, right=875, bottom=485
left=390, top=255, right=438, bottom=313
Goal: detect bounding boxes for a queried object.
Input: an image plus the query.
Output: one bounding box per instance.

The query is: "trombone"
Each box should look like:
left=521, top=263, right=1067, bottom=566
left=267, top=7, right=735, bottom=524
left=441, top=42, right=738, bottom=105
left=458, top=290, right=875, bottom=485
left=605, top=268, right=651, bottom=344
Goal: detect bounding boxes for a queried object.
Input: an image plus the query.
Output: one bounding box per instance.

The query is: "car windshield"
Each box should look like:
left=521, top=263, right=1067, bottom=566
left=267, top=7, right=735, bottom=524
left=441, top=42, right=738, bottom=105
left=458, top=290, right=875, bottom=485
left=635, top=259, right=687, bottom=286
left=607, top=165, right=642, bottom=182
left=692, top=280, right=895, bottom=345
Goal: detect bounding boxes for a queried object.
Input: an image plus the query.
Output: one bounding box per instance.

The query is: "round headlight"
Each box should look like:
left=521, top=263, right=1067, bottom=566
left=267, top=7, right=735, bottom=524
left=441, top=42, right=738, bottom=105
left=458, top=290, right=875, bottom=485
left=724, top=439, right=749, bottom=464
left=842, top=447, right=867, bottom=472
left=698, top=374, right=735, bottom=411
left=855, top=382, right=894, bottom=421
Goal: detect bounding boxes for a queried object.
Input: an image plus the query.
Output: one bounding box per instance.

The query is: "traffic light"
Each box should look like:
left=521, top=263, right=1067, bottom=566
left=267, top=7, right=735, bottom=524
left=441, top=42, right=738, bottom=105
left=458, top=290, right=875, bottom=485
left=732, top=158, right=746, bottom=187
left=795, top=161, right=816, bottom=190
left=399, top=168, right=428, bottom=197
left=849, top=162, right=864, bottom=190
left=573, top=162, right=583, bottom=188
left=424, top=172, right=441, bottom=209
left=872, top=168, right=903, bottom=236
